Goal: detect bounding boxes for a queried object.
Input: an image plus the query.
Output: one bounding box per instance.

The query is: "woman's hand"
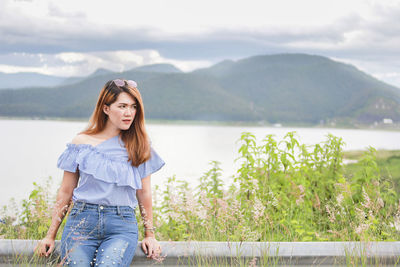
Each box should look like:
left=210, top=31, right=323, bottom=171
left=141, top=236, right=162, bottom=258
left=34, top=236, right=55, bottom=257
left=34, top=170, right=78, bottom=258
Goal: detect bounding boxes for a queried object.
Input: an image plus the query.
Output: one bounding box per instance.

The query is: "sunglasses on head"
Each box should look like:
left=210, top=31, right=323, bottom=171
left=111, top=79, right=137, bottom=88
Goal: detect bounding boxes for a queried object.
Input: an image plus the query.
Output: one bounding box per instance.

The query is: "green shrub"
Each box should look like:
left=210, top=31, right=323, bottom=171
left=2, top=132, right=399, bottom=242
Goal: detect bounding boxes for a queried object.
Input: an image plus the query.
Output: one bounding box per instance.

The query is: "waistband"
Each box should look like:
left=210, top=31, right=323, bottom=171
left=72, top=201, right=135, bottom=214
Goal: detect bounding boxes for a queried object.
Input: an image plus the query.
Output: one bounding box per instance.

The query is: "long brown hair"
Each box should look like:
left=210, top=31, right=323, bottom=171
left=82, top=79, right=150, bottom=166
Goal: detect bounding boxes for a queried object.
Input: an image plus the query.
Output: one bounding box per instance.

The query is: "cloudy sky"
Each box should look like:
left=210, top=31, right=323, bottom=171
left=1, top=0, right=400, bottom=87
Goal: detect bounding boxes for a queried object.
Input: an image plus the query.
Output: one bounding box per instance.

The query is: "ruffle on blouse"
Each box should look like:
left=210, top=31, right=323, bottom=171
left=57, top=143, right=165, bottom=190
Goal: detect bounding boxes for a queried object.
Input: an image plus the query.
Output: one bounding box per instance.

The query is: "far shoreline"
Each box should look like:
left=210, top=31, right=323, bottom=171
left=0, top=116, right=399, bottom=132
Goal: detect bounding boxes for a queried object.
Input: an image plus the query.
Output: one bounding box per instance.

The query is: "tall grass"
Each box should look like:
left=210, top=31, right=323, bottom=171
left=0, top=177, right=65, bottom=240
left=150, top=132, right=399, bottom=242
left=1, top=132, right=399, bottom=242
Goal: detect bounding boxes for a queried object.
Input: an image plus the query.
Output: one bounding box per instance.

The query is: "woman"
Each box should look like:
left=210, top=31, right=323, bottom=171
left=35, top=79, right=165, bottom=266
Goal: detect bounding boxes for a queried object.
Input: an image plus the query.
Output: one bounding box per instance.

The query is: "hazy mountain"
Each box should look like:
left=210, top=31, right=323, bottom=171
left=90, top=68, right=114, bottom=76
left=0, top=72, right=65, bottom=89
left=196, top=54, right=400, bottom=123
left=193, top=59, right=235, bottom=76
left=60, top=68, right=114, bottom=86
left=1, top=54, right=399, bottom=125
left=131, top=63, right=182, bottom=73
left=0, top=64, right=182, bottom=89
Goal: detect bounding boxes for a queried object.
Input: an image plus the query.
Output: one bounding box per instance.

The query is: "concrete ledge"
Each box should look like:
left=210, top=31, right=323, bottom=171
left=0, top=240, right=399, bottom=266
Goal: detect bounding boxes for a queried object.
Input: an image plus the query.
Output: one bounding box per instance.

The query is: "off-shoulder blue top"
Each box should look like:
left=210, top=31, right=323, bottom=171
left=57, top=135, right=165, bottom=209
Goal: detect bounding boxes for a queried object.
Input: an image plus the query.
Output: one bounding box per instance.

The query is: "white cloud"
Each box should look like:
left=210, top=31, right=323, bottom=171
left=1, top=0, right=396, bottom=38
left=1, top=0, right=400, bottom=87
left=56, top=53, right=87, bottom=64
left=0, top=50, right=212, bottom=76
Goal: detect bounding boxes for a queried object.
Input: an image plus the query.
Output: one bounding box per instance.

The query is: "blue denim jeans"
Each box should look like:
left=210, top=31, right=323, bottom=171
left=60, top=202, right=139, bottom=266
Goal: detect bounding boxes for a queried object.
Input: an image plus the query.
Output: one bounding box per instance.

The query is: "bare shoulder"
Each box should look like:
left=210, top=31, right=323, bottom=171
left=71, top=134, right=91, bottom=145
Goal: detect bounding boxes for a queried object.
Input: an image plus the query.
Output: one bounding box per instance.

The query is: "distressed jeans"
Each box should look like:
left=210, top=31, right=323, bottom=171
left=60, top=202, right=139, bottom=266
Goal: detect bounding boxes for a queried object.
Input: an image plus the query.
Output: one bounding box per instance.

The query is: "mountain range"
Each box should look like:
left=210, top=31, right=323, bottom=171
left=0, top=54, right=399, bottom=125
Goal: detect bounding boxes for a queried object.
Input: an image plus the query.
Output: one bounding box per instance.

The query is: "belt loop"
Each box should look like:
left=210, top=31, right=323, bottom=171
left=117, top=206, right=121, bottom=215
left=80, top=202, right=86, bottom=213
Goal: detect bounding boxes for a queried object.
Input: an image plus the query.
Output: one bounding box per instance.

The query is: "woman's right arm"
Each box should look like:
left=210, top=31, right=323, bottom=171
left=35, top=170, right=79, bottom=257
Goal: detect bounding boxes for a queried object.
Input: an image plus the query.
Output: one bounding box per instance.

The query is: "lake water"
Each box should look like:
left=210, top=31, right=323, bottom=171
left=1, top=119, right=400, bottom=207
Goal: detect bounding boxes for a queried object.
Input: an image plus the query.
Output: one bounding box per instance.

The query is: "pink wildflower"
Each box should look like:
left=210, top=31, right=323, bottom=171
left=325, top=205, right=336, bottom=223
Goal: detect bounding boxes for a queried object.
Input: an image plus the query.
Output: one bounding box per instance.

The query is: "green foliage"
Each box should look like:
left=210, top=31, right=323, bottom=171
left=1, top=133, right=400, bottom=242
left=152, top=132, right=400, bottom=242
left=198, top=161, right=224, bottom=199
left=0, top=177, right=65, bottom=240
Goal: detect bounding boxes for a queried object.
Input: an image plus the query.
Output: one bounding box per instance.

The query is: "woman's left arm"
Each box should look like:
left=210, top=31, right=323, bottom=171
left=136, top=175, right=162, bottom=258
